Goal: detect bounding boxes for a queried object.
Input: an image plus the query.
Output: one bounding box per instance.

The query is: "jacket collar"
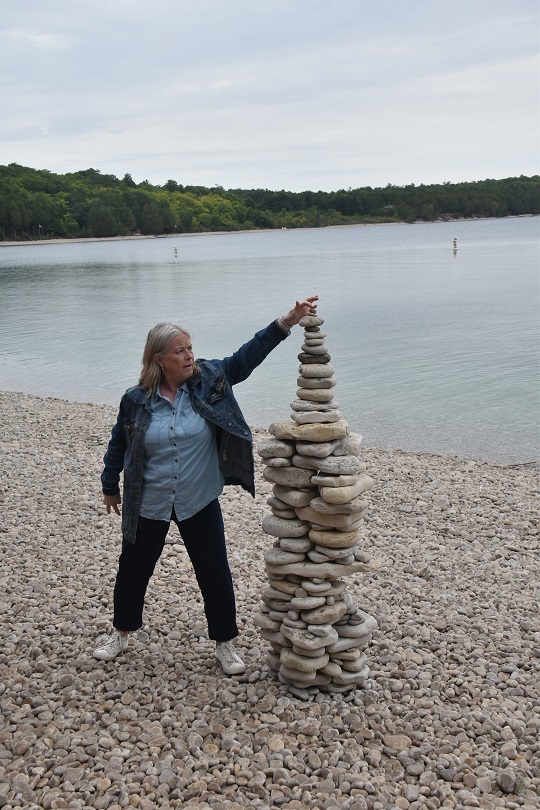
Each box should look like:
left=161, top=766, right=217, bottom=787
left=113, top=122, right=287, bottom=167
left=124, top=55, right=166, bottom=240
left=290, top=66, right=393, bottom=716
left=133, top=385, right=152, bottom=405
left=187, top=368, right=202, bottom=389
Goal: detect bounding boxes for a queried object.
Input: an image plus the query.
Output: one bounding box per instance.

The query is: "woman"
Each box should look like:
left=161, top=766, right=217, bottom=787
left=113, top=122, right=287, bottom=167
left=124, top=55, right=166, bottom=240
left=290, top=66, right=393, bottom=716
left=94, top=295, right=318, bottom=675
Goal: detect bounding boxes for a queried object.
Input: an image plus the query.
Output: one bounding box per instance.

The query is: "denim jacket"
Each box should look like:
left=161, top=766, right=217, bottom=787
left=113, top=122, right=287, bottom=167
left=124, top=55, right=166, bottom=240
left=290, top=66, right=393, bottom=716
left=101, top=319, right=289, bottom=543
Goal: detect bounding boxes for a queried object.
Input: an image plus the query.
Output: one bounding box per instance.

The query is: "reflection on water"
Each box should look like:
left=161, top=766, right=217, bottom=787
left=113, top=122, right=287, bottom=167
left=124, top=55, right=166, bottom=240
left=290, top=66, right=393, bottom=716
left=1, top=217, right=538, bottom=463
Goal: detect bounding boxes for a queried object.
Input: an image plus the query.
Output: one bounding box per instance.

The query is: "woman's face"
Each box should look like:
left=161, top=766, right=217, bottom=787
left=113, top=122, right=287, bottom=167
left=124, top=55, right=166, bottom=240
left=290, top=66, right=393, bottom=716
left=155, top=333, right=195, bottom=385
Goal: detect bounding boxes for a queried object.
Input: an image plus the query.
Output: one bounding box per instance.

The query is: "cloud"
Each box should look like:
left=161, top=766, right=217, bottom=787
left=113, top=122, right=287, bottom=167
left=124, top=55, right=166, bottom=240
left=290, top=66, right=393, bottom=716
left=4, top=28, right=70, bottom=49
left=1, top=0, right=538, bottom=190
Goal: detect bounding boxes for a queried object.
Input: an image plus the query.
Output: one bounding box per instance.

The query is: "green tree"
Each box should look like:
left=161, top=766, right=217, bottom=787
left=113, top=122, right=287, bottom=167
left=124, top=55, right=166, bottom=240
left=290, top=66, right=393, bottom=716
left=1, top=165, right=539, bottom=240
left=87, top=202, right=119, bottom=237
left=141, top=201, right=164, bottom=234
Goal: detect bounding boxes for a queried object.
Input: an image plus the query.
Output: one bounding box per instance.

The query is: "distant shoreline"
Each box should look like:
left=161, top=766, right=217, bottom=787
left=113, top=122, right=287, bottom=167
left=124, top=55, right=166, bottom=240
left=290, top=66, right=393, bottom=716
left=0, top=214, right=536, bottom=248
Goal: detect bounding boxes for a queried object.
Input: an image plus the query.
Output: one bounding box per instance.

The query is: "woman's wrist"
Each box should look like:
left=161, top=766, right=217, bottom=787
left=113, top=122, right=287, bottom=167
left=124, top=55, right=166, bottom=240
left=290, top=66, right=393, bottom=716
left=279, top=315, right=294, bottom=331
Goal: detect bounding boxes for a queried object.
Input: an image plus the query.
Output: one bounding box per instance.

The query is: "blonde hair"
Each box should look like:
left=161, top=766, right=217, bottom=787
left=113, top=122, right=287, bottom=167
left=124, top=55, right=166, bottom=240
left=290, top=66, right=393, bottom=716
left=139, top=322, right=199, bottom=396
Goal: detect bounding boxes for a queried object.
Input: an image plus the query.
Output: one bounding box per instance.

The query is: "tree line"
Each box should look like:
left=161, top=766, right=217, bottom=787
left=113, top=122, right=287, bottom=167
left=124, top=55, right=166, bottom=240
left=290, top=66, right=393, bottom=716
left=0, top=163, right=538, bottom=241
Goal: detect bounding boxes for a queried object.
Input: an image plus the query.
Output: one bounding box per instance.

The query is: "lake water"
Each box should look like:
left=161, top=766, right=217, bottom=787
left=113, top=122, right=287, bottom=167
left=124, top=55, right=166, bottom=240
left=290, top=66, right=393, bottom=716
left=1, top=217, right=538, bottom=464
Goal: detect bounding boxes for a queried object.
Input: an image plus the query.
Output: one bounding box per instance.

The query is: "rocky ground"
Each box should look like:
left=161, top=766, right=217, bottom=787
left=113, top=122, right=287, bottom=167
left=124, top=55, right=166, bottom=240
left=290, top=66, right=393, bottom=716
left=0, top=391, right=538, bottom=810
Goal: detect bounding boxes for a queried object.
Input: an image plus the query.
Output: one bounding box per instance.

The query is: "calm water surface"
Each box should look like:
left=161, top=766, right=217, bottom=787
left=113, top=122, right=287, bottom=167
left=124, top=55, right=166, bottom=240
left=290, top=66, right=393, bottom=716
left=1, top=217, right=538, bottom=464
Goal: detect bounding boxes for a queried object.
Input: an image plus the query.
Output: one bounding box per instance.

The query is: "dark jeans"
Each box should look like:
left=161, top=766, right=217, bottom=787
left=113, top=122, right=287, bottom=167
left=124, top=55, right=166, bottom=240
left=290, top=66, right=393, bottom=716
left=112, top=498, right=238, bottom=641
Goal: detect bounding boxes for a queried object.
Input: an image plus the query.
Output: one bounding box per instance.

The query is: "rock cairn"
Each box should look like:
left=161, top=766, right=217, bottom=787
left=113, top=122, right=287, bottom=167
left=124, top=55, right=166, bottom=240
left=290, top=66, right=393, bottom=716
left=255, top=312, right=378, bottom=699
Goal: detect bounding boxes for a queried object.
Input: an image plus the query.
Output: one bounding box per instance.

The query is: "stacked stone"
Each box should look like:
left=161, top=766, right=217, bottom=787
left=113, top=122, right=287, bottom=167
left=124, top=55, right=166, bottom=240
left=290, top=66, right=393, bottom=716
left=255, top=313, right=378, bottom=698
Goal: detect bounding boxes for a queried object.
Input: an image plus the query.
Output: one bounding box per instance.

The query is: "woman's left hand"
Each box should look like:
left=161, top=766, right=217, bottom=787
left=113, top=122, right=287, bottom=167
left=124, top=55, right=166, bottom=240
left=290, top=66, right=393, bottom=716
left=282, top=295, right=319, bottom=327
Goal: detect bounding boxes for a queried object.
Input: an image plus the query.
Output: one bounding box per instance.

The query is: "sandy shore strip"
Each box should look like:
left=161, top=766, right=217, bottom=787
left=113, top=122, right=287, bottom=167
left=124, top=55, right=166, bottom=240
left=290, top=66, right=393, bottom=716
left=0, top=390, right=538, bottom=810
left=0, top=216, right=509, bottom=248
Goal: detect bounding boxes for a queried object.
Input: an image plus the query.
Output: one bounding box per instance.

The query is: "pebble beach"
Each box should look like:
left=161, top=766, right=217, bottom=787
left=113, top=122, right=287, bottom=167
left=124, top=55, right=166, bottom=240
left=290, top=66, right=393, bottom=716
left=0, top=390, right=538, bottom=810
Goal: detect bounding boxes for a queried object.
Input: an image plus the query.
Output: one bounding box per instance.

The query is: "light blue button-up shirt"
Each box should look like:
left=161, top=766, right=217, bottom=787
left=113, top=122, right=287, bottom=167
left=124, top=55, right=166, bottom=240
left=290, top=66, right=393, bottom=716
left=140, top=383, right=224, bottom=522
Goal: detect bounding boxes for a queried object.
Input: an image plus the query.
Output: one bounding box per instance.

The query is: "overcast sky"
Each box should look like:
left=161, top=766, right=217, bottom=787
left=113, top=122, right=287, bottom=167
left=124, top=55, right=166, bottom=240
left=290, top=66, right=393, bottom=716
left=1, top=0, right=539, bottom=192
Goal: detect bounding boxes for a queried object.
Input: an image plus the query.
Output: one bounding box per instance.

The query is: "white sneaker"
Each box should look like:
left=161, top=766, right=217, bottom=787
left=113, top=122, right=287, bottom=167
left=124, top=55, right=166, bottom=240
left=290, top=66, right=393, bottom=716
left=93, top=631, right=129, bottom=661
left=215, top=640, right=246, bottom=675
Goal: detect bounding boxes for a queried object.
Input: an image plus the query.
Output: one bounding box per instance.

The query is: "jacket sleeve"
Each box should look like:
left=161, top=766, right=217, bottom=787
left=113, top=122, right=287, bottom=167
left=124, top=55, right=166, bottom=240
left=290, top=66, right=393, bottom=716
left=101, top=396, right=128, bottom=495
left=221, top=319, right=289, bottom=386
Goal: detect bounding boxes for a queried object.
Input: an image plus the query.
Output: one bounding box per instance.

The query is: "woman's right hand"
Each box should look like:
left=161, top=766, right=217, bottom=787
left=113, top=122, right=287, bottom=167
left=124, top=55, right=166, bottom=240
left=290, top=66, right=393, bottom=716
left=103, top=493, right=122, bottom=515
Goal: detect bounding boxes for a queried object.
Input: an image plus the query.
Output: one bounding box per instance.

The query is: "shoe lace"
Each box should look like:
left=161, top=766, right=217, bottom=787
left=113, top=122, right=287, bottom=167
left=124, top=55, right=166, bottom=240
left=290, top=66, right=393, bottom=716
left=218, top=641, right=239, bottom=663
left=102, top=633, right=124, bottom=652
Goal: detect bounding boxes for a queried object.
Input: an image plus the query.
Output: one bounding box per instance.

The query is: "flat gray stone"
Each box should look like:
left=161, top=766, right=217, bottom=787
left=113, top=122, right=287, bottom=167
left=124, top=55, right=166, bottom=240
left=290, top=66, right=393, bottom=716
left=301, top=343, right=329, bottom=355
left=257, top=437, right=295, bottom=458
left=326, top=635, right=367, bottom=653
left=332, top=664, right=370, bottom=685
left=267, top=495, right=288, bottom=509
left=308, top=549, right=354, bottom=563
left=311, top=473, right=361, bottom=487
left=279, top=536, right=312, bottom=553
left=268, top=577, right=298, bottom=594
left=292, top=410, right=342, bottom=424
left=281, top=625, right=339, bottom=651
left=263, top=585, right=294, bottom=601
left=321, top=661, right=343, bottom=677
left=262, top=514, right=309, bottom=538
left=301, top=580, right=332, bottom=593
left=336, top=612, right=378, bottom=637
left=301, top=602, right=348, bottom=625
left=264, top=598, right=291, bottom=613
left=310, top=495, right=369, bottom=515
left=384, top=734, right=413, bottom=752
left=279, top=665, right=318, bottom=684
left=299, top=315, right=325, bottom=327
left=299, top=363, right=335, bottom=378
left=281, top=648, right=329, bottom=673
left=265, top=559, right=365, bottom=579
left=298, top=352, right=331, bottom=364
left=307, top=623, right=335, bottom=637
left=270, top=420, right=349, bottom=442
left=263, top=465, right=314, bottom=488
left=289, top=595, right=327, bottom=610
left=253, top=613, right=282, bottom=632
left=296, top=439, right=342, bottom=457
left=314, top=543, right=361, bottom=559
left=314, top=455, right=363, bottom=475
left=292, top=644, right=325, bottom=657
left=308, top=528, right=360, bottom=548
left=330, top=648, right=361, bottom=661
left=296, top=387, right=335, bottom=402
left=259, top=628, right=288, bottom=647
left=290, top=399, right=339, bottom=411
left=296, top=375, right=336, bottom=389
left=265, top=457, right=291, bottom=467
left=320, top=473, right=374, bottom=503
left=283, top=617, right=308, bottom=630
left=273, top=484, right=317, bottom=507
left=264, top=546, right=307, bottom=565
left=292, top=454, right=333, bottom=471
left=271, top=506, right=297, bottom=519
left=296, top=505, right=365, bottom=529
left=332, top=433, right=362, bottom=456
